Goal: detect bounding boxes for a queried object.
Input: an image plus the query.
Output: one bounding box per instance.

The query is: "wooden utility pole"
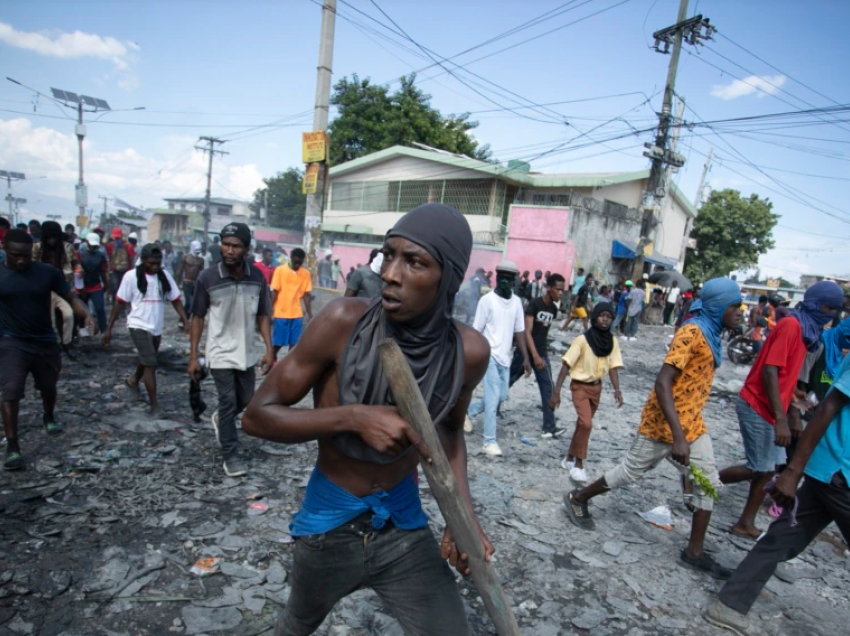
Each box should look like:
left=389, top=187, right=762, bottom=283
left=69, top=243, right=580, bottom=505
left=633, top=0, right=714, bottom=280
left=196, top=136, right=228, bottom=242
left=303, top=0, right=337, bottom=278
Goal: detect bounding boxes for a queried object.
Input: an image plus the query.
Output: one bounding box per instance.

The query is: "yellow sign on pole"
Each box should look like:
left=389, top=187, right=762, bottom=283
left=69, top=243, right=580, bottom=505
left=303, top=163, right=320, bottom=194
left=302, top=131, right=328, bottom=163
left=766, top=278, right=781, bottom=288
left=76, top=215, right=89, bottom=228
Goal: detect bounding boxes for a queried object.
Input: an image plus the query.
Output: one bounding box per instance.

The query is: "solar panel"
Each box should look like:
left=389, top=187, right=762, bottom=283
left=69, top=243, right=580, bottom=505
left=0, top=171, right=8, bottom=178
left=95, top=98, right=111, bottom=111
left=64, top=91, right=80, bottom=104
left=11, top=172, right=25, bottom=180
left=81, top=95, right=97, bottom=107
left=50, top=88, right=67, bottom=101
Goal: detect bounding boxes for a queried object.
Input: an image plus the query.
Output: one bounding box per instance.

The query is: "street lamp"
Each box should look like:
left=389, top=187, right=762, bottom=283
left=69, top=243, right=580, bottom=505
left=0, top=170, right=25, bottom=225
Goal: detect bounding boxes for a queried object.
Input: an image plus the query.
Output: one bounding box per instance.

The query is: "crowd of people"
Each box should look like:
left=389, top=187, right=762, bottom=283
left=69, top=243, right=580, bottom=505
left=1, top=207, right=849, bottom=636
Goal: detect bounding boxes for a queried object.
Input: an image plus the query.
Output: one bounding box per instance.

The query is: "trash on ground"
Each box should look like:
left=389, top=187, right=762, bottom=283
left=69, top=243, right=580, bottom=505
left=190, top=557, right=221, bottom=576
left=637, top=505, right=673, bottom=530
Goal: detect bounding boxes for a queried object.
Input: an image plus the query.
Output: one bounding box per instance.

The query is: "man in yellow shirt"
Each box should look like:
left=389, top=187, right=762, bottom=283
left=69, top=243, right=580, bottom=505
left=550, top=303, right=623, bottom=483
left=270, top=247, right=313, bottom=358
left=563, top=278, right=743, bottom=580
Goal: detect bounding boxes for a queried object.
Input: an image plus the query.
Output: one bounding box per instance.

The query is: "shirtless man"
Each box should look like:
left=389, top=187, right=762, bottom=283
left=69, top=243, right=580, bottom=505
left=176, top=240, right=205, bottom=325
left=243, top=203, right=492, bottom=636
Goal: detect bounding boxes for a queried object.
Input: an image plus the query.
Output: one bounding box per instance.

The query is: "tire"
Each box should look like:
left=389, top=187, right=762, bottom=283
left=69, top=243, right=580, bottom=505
left=728, top=336, right=754, bottom=365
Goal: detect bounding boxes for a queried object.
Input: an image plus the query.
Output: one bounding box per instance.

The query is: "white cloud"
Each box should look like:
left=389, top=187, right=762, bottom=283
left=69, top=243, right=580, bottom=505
left=0, top=21, right=140, bottom=91
left=711, top=74, right=787, bottom=100
left=0, top=117, right=261, bottom=213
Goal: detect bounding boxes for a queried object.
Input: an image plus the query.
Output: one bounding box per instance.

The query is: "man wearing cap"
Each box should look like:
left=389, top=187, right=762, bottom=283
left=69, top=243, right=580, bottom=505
left=318, top=251, right=333, bottom=288
left=243, top=203, right=495, bottom=635
left=1, top=230, right=96, bottom=470
left=189, top=223, right=274, bottom=477
left=176, top=240, right=206, bottom=325
left=465, top=259, right=531, bottom=456
left=103, top=244, right=187, bottom=415
left=78, top=232, right=110, bottom=333
left=106, top=228, right=134, bottom=302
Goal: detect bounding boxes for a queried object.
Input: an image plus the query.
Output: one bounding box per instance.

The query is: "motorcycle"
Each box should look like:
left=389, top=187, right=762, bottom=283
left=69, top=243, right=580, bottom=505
left=727, top=326, right=758, bottom=365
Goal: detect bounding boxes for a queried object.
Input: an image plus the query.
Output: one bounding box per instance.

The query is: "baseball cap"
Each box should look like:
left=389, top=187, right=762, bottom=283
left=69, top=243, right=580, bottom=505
left=128, top=232, right=138, bottom=240
left=625, top=280, right=634, bottom=287
left=86, top=233, right=101, bottom=247
left=111, top=227, right=122, bottom=238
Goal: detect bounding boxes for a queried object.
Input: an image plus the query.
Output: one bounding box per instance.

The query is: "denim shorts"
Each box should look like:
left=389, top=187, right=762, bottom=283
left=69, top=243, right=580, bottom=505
left=736, top=396, right=786, bottom=472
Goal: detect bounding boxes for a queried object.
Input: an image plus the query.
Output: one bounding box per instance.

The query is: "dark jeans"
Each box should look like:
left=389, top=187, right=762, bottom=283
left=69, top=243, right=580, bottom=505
left=624, top=314, right=640, bottom=338
left=719, top=473, right=850, bottom=615
left=210, top=367, right=255, bottom=456
left=80, top=290, right=106, bottom=333
left=663, top=302, right=676, bottom=325
left=509, top=349, right=555, bottom=432
left=182, top=281, right=196, bottom=317
left=276, top=517, right=468, bottom=636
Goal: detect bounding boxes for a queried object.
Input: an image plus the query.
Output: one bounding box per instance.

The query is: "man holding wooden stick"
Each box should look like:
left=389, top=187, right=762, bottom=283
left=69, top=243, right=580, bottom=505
left=244, top=203, right=493, bottom=636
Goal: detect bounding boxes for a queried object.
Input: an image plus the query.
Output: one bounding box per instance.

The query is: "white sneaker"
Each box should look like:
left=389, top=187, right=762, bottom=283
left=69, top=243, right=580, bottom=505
left=570, top=466, right=588, bottom=483
left=629, top=337, right=638, bottom=341
left=464, top=415, right=473, bottom=433
left=561, top=457, right=575, bottom=471
left=620, top=335, right=628, bottom=341
left=482, top=443, right=503, bottom=457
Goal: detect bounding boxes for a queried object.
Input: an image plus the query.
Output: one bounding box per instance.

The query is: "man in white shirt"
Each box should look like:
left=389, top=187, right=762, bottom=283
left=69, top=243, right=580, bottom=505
left=465, top=260, right=531, bottom=456
left=664, top=281, right=681, bottom=327
left=102, top=243, right=188, bottom=415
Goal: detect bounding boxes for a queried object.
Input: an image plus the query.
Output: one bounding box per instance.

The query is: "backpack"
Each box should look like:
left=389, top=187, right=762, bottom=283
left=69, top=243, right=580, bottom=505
left=110, top=243, right=130, bottom=272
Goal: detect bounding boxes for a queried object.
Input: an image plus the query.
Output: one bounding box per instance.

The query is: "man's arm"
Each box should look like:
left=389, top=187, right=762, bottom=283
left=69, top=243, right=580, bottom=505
left=64, top=292, right=95, bottom=331
left=771, top=387, right=848, bottom=506
left=302, top=293, right=313, bottom=321
left=763, top=365, right=791, bottom=446
left=437, top=326, right=493, bottom=575
left=514, top=331, right=531, bottom=376
left=242, top=299, right=421, bottom=454
left=609, top=368, right=623, bottom=407
left=524, top=314, right=543, bottom=369
left=175, top=257, right=184, bottom=284
left=257, top=314, right=274, bottom=374
left=101, top=298, right=126, bottom=347
left=171, top=299, right=189, bottom=333
left=549, top=361, right=571, bottom=411
left=655, top=364, right=688, bottom=465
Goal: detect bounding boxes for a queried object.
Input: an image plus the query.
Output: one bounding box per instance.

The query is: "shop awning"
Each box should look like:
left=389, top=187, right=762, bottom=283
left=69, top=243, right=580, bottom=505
left=611, top=239, right=678, bottom=270
left=611, top=239, right=636, bottom=260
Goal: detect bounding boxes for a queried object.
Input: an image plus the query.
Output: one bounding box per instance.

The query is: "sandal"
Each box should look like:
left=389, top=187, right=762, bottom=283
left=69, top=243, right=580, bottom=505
left=4, top=450, right=24, bottom=471
left=563, top=489, right=595, bottom=531
left=43, top=416, right=64, bottom=436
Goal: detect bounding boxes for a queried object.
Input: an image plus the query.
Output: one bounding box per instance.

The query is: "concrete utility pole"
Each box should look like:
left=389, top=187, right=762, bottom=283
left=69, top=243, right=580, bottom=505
left=98, top=195, right=109, bottom=224
left=76, top=102, right=86, bottom=223
left=196, top=137, right=228, bottom=242
left=633, top=0, right=714, bottom=280
left=2, top=170, right=26, bottom=225
left=304, top=0, right=337, bottom=278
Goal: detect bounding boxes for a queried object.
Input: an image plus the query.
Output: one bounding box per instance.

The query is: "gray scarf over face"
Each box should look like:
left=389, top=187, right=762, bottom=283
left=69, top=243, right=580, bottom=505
left=335, top=203, right=473, bottom=464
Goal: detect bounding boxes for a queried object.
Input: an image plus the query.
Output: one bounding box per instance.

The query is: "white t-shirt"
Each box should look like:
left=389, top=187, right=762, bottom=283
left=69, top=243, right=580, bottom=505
left=473, top=291, right=525, bottom=367
left=666, top=286, right=681, bottom=305
left=116, top=268, right=181, bottom=336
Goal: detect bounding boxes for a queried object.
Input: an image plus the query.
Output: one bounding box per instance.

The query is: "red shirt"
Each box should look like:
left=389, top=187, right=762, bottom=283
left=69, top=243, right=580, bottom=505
left=254, top=261, right=275, bottom=284
left=740, top=317, right=807, bottom=424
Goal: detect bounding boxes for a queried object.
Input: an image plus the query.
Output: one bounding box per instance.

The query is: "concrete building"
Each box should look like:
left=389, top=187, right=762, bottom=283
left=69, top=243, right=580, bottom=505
left=159, top=196, right=254, bottom=243
left=799, top=273, right=850, bottom=289
left=326, top=145, right=697, bottom=283
left=145, top=207, right=201, bottom=245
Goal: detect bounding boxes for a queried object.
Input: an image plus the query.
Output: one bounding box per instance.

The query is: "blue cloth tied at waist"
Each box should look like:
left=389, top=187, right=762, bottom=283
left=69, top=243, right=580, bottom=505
left=289, top=467, right=428, bottom=537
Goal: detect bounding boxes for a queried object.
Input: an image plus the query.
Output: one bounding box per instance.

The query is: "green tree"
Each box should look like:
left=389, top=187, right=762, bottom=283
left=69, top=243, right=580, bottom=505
left=684, top=189, right=778, bottom=282
left=249, top=168, right=306, bottom=231
left=328, top=73, right=492, bottom=165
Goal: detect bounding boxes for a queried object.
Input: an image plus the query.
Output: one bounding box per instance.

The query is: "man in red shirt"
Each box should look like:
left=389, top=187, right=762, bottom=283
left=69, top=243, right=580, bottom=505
left=254, top=247, right=275, bottom=285
left=105, top=228, right=135, bottom=302
left=720, top=281, right=843, bottom=537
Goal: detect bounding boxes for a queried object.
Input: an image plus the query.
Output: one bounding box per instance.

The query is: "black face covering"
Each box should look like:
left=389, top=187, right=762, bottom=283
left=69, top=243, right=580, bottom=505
left=335, top=203, right=473, bottom=464
left=584, top=302, right=615, bottom=357
left=495, top=274, right=514, bottom=299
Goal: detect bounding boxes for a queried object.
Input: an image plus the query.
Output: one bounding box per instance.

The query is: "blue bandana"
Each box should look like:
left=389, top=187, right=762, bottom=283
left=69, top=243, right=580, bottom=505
left=684, top=278, right=742, bottom=367
left=791, top=281, right=844, bottom=351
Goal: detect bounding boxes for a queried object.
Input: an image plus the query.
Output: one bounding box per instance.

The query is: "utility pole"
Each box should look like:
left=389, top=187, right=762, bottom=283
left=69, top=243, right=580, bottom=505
left=1, top=170, right=26, bottom=226
left=196, top=137, right=228, bottom=241
left=633, top=0, right=714, bottom=280
left=303, top=0, right=337, bottom=277
left=677, top=146, right=713, bottom=272
left=76, top=102, right=86, bottom=224
left=98, top=195, right=109, bottom=225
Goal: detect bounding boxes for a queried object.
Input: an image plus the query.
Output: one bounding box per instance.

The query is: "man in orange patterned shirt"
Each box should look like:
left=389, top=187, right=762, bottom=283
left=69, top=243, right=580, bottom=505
left=563, top=277, right=743, bottom=579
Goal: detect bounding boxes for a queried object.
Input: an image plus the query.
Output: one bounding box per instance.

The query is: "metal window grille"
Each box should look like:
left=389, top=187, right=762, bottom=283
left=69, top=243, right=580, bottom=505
left=331, top=179, right=498, bottom=216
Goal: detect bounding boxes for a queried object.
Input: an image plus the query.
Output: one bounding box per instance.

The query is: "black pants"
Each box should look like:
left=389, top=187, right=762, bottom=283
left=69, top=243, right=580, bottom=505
left=276, top=517, right=468, bottom=636
left=509, top=349, right=555, bottom=432
left=210, top=367, right=255, bottom=456
left=663, top=302, right=676, bottom=325
left=719, top=472, right=850, bottom=615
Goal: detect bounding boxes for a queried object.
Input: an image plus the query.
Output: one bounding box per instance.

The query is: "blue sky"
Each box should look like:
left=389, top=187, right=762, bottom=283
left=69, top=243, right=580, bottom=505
left=1, top=0, right=849, bottom=283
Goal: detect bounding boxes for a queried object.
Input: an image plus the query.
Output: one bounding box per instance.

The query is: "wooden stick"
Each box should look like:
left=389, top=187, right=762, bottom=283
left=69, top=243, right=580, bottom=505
left=378, top=339, right=521, bottom=636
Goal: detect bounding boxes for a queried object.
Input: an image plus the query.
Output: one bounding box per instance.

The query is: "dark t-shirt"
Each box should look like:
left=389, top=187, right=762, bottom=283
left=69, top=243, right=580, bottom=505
left=525, top=296, right=557, bottom=355
left=575, top=284, right=590, bottom=307
left=0, top=262, right=71, bottom=342
left=208, top=244, right=222, bottom=264
left=346, top=266, right=383, bottom=299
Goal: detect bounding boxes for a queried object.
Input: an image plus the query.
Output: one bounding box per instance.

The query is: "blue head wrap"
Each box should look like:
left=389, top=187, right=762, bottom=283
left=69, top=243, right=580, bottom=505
left=791, top=281, right=844, bottom=351
left=822, top=316, right=850, bottom=380
left=684, top=277, right=742, bottom=367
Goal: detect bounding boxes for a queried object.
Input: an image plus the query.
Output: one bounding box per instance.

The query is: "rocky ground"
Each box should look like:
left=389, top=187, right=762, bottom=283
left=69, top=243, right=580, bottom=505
left=1, top=318, right=849, bottom=636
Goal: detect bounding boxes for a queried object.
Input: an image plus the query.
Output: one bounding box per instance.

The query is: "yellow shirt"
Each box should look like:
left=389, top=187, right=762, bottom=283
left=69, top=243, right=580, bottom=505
left=270, top=264, right=312, bottom=319
left=638, top=323, right=715, bottom=443
left=562, top=334, right=623, bottom=382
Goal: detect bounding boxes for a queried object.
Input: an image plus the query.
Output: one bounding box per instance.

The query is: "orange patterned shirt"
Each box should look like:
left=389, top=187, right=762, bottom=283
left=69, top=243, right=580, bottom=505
left=638, top=323, right=716, bottom=443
